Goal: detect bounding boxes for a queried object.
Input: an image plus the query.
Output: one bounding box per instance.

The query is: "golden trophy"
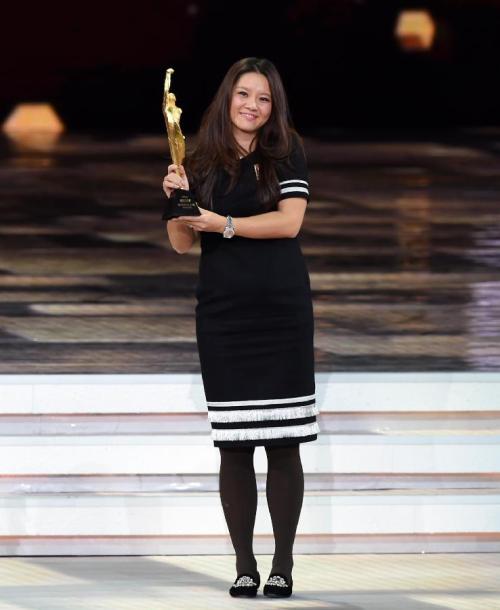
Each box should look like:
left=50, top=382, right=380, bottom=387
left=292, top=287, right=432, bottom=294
left=161, top=68, right=201, bottom=220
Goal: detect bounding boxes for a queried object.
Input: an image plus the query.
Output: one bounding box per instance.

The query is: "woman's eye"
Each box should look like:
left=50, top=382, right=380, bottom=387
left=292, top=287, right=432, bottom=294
left=238, top=91, right=247, bottom=96
left=260, top=98, right=270, bottom=103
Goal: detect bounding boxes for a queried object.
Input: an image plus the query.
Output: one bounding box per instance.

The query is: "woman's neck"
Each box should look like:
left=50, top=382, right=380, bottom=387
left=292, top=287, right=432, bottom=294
left=234, top=131, right=256, bottom=155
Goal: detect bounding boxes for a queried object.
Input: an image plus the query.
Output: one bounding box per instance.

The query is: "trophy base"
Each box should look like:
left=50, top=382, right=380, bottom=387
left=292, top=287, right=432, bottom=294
left=162, top=189, right=201, bottom=221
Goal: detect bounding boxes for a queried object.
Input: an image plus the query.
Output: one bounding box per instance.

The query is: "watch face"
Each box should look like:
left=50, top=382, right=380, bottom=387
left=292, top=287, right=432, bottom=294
left=224, top=228, right=235, bottom=238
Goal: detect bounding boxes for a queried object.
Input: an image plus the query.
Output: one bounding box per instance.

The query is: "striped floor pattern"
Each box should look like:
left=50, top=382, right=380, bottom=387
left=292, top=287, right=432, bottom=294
left=0, top=553, right=498, bottom=609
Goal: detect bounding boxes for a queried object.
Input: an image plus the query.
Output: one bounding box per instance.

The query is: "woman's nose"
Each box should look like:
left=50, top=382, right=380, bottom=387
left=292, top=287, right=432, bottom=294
left=244, top=97, right=258, bottom=109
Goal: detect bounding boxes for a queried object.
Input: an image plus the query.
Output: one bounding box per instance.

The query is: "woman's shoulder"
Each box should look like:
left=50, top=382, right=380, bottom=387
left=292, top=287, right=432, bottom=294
left=273, top=132, right=307, bottom=176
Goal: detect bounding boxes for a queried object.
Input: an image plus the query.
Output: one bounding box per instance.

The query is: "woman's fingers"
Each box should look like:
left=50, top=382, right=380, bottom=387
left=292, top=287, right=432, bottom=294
left=173, top=218, right=197, bottom=230
left=167, top=164, right=185, bottom=177
left=163, top=175, right=184, bottom=190
left=170, top=165, right=189, bottom=188
left=163, top=176, right=177, bottom=188
left=163, top=164, right=189, bottom=194
left=167, top=163, right=184, bottom=172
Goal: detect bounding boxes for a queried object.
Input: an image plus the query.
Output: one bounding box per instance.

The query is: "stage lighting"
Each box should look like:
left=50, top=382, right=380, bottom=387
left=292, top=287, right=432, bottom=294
left=2, top=103, right=65, bottom=149
left=395, top=10, right=436, bottom=52
left=2, top=103, right=64, bottom=135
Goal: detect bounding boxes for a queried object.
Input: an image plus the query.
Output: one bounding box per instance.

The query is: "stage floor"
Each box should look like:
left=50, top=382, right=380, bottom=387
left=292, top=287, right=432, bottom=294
left=0, top=553, right=498, bottom=609
left=1, top=131, right=500, bottom=374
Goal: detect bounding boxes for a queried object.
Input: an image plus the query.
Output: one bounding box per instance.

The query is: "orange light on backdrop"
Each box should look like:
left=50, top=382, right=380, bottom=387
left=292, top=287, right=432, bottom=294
left=2, top=103, right=65, bottom=134
left=395, top=10, right=436, bottom=52
left=2, top=103, right=65, bottom=150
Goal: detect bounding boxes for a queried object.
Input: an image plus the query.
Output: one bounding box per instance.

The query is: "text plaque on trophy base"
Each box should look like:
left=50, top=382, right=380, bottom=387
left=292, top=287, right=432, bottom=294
left=162, top=188, right=201, bottom=221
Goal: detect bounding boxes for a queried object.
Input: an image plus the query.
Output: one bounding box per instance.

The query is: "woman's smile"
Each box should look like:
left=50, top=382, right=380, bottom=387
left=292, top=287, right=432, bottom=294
left=240, top=112, right=258, bottom=121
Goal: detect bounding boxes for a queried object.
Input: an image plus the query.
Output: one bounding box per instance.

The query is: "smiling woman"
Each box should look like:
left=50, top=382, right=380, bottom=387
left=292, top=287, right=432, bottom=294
left=230, top=73, right=273, bottom=143
left=161, top=57, right=316, bottom=599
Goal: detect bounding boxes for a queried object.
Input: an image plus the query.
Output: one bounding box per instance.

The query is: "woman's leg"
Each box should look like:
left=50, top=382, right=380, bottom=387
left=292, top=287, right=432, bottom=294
left=218, top=446, right=258, bottom=577
left=264, top=443, right=304, bottom=581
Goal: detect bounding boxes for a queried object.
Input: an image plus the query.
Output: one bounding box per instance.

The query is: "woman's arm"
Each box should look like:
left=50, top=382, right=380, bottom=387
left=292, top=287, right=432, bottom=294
left=231, top=199, right=307, bottom=238
left=176, top=198, right=307, bottom=239
left=166, top=220, right=196, bottom=254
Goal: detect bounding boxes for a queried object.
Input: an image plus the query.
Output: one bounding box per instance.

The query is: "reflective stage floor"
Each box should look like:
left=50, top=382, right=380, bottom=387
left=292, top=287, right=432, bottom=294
left=1, top=131, right=500, bottom=374
left=0, top=553, right=499, bottom=610
left=1, top=133, right=500, bottom=609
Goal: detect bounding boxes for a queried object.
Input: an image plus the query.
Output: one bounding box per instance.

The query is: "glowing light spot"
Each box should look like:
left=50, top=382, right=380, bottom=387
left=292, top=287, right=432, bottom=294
left=395, top=10, right=436, bottom=52
left=2, top=103, right=65, bottom=150
left=2, top=103, right=65, bottom=134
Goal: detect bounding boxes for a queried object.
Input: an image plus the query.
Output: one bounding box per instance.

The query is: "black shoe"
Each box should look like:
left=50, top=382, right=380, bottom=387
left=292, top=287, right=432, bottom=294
left=263, top=572, right=293, bottom=598
left=229, top=571, right=260, bottom=597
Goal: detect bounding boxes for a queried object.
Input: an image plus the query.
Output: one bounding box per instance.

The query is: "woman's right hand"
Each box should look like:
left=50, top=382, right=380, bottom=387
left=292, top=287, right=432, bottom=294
left=162, top=164, right=190, bottom=199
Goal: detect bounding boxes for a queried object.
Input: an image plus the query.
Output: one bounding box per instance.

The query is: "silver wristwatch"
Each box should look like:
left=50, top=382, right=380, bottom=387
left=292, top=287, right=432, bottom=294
left=223, top=215, right=235, bottom=238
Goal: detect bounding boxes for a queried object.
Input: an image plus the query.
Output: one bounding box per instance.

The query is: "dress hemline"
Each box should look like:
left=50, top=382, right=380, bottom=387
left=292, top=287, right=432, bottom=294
left=213, top=434, right=318, bottom=448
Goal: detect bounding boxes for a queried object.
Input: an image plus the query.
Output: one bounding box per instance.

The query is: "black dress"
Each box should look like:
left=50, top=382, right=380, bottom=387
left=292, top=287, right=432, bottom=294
left=192, top=140, right=318, bottom=448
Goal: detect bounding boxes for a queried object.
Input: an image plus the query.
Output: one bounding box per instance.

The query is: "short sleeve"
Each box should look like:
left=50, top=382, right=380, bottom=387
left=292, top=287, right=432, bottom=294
left=275, top=138, right=310, bottom=203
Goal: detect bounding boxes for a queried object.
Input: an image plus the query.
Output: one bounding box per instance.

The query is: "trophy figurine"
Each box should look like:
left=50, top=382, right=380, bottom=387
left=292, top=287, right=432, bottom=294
left=161, top=68, right=201, bottom=220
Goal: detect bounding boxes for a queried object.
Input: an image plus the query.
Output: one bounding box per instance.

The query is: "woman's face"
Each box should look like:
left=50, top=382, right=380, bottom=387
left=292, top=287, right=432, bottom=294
left=229, top=72, right=272, bottom=140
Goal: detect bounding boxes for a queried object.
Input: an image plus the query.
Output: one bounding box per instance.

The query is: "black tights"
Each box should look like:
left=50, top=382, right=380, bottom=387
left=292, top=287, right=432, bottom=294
left=218, top=444, right=304, bottom=581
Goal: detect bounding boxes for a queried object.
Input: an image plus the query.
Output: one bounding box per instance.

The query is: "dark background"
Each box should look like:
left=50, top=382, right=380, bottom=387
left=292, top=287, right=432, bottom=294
left=1, top=0, right=499, bottom=133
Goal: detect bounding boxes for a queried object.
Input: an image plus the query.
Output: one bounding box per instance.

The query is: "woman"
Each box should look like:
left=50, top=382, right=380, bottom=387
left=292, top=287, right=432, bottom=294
left=162, top=57, right=319, bottom=599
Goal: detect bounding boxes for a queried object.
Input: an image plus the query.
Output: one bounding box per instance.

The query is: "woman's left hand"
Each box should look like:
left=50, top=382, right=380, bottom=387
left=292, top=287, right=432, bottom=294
left=172, top=207, right=226, bottom=233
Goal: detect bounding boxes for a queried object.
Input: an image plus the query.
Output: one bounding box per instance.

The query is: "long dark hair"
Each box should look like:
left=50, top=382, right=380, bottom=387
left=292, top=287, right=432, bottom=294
left=185, top=57, right=301, bottom=211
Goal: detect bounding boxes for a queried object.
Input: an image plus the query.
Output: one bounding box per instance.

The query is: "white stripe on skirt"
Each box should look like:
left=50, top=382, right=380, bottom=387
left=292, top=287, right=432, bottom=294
left=212, top=421, right=319, bottom=442
left=208, top=402, right=319, bottom=423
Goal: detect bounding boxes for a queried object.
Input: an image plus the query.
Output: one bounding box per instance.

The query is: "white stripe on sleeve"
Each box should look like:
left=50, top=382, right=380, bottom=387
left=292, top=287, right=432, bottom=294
left=280, top=186, right=309, bottom=195
left=279, top=179, right=309, bottom=186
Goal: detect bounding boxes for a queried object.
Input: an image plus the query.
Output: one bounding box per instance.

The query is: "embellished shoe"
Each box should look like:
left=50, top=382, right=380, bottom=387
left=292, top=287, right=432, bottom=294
left=229, top=572, right=260, bottom=597
left=263, top=573, right=293, bottom=598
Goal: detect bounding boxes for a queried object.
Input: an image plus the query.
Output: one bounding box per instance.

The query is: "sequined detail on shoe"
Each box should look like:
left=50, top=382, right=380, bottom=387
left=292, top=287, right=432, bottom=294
left=266, top=575, right=288, bottom=587
left=234, top=575, right=257, bottom=587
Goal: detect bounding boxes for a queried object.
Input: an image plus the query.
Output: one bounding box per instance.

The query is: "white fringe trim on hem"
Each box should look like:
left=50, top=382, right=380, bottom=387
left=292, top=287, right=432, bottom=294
left=207, top=393, right=315, bottom=408
left=208, top=403, right=319, bottom=423
left=211, top=421, right=320, bottom=442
